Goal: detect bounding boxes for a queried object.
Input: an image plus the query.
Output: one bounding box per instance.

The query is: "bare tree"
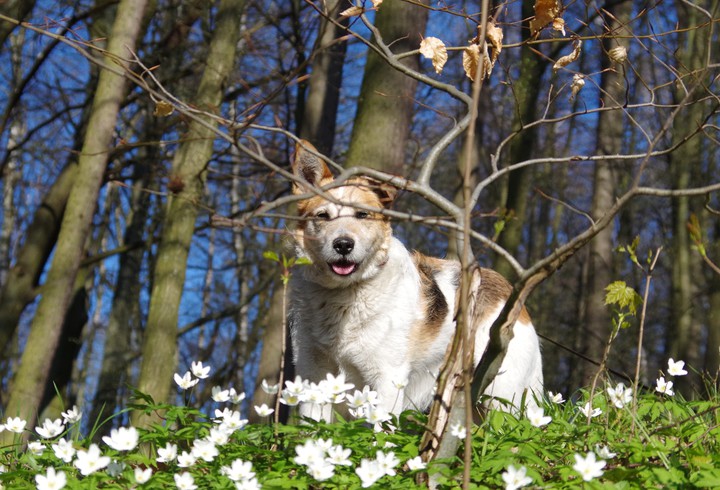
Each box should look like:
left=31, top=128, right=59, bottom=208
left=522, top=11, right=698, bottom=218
left=1, top=0, right=148, bottom=441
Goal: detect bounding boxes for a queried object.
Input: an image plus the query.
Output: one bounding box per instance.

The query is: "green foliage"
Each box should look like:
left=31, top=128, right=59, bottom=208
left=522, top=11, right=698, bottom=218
left=263, top=250, right=311, bottom=285
left=3, top=383, right=720, bottom=488
left=604, top=281, right=642, bottom=317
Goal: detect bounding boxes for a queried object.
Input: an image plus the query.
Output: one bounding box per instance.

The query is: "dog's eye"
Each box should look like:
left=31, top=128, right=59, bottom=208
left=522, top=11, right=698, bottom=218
left=355, top=211, right=369, bottom=219
left=315, top=211, right=330, bottom=220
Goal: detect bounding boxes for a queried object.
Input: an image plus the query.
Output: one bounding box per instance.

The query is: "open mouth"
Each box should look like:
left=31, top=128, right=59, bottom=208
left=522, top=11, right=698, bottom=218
left=329, top=259, right=358, bottom=276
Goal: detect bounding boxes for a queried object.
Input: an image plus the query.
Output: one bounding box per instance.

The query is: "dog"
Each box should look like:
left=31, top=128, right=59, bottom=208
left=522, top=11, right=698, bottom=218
left=288, top=140, right=543, bottom=421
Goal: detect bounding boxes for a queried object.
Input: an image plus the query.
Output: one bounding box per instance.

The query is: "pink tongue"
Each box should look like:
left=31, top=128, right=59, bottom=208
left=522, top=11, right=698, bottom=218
left=332, top=263, right=356, bottom=275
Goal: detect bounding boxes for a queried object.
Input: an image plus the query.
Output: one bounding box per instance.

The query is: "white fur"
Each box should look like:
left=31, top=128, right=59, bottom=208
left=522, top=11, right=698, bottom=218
left=290, top=235, right=544, bottom=420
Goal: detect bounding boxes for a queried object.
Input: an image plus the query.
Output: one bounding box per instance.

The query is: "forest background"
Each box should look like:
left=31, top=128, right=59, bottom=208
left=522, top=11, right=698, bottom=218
left=0, top=0, right=718, bottom=441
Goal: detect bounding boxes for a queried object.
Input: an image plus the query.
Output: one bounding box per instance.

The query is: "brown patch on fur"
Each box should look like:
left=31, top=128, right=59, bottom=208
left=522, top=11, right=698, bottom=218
left=412, top=252, right=450, bottom=345
left=475, top=268, right=532, bottom=324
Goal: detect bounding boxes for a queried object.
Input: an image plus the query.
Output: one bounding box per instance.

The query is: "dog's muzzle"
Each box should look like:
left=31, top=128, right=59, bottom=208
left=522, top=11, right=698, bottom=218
left=330, top=237, right=358, bottom=276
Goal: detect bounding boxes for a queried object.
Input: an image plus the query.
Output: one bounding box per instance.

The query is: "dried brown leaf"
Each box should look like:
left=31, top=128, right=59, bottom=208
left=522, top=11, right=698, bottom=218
left=570, top=73, right=585, bottom=100
left=530, top=0, right=562, bottom=37
left=553, top=39, right=582, bottom=72
left=420, top=37, right=448, bottom=74
left=463, top=44, right=480, bottom=81
left=153, top=100, right=174, bottom=117
left=340, top=6, right=364, bottom=18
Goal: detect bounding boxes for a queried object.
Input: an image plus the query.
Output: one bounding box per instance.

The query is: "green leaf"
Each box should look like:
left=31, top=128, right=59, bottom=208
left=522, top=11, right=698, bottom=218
left=604, top=281, right=642, bottom=315
left=263, top=250, right=280, bottom=262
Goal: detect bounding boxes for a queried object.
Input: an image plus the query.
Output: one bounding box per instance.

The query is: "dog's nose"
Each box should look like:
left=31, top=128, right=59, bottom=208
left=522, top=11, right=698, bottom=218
left=333, top=237, right=354, bottom=256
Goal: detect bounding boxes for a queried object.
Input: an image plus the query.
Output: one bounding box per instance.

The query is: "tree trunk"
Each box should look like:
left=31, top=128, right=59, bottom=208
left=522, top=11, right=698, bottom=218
left=90, top=173, right=152, bottom=435
left=131, top=0, right=246, bottom=429
left=492, top=0, right=545, bottom=281
left=297, top=0, right=348, bottom=156
left=0, top=0, right=147, bottom=440
left=577, top=0, right=631, bottom=386
left=667, top=1, right=710, bottom=394
left=249, top=280, right=287, bottom=424
left=345, top=0, right=429, bottom=171
left=0, top=0, right=37, bottom=46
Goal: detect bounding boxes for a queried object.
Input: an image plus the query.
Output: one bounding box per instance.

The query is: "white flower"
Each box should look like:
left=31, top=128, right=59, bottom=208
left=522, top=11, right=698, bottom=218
left=547, top=391, right=565, bottom=404
left=102, top=426, right=139, bottom=451
left=284, top=376, right=307, bottom=396
left=573, top=451, right=606, bottom=481
left=502, top=464, right=532, bottom=490
left=280, top=389, right=303, bottom=406
left=254, top=404, right=274, bottom=417
left=174, top=472, right=198, bottom=490
left=212, top=386, right=230, bottom=402
left=346, top=390, right=369, bottom=410
left=595, top=444, right=617, bottom=459
left=656, top=376, right=675, bottom=396
left=134, top=466, right=153, bottom=484
left=294, top=439, right=326, bottom=468
left=28, top=441, right=45, bottom=456
left=157, top=443, right=178, bottom=463
left=261, top=379, right=278, bottom=394
left=326, top=444, right=352, bottom=466
left=191, top=439, right=219, bottom=462
left=356, top=458, right=384, bottom=488
left=366, top=406, right=391, bottom=425
left=303, top=383, right=331, bottom=405
left=668, top=358, right=688, bottom=376
left=606, top=382, right=633, bottom=409
left=51, top=438, right=75, bottom=463
left=4, top=416, right=27, bottom=433
left=526, top=405, right=552, bottom=427
left=61, top=405, right=82, bottom=425
left=73, top=444, right=111, bottom=476
left=207, top=426, right=231, bottom=445
left=177, top=450, right=197, bottom=468
left=307, top=461, right=335, bottom=481
left=406, top=456, right=426, bottom=470
left=450, top=422, right=467, bottom=440
left=229, top=388, right=246, bottom=404
left=220, top=412, right=248, bottom=432
left=376, top=450, right=400, bottom=476
left=191, top=361, right=211, bottom=379
left=36, top=418, right=65, bottom=439
left=324, top=373, right=355, bottom=394
left=235, top=477, right=262, bottom=490
left=579, top=402, right=602, bottom=418
left=174, top=371, right=199, bottom=390
left=221, top=459, right=256, bottom=482
left=35, top=467, right=67, bottom=490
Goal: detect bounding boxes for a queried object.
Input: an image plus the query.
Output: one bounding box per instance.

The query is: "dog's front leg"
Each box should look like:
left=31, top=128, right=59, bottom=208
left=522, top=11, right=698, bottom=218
left=374, top=371, right=409, bottom=417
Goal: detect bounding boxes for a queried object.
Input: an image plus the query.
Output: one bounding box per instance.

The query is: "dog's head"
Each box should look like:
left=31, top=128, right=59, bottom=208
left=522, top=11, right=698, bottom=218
left=291, top=140, right=396, bottom=288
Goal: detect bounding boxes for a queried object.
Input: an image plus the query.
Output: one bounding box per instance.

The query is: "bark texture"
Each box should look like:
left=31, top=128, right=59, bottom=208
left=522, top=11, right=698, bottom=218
left=131, top=0, right=246, bottom=428
left=345, top=0, right=429, bottom=171
left=1, top=0, right=148, bottom=441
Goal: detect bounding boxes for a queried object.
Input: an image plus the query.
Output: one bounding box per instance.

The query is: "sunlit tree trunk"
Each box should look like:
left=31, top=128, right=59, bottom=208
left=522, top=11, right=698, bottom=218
left=131, top=0, right=246, bottom=429
left=345, top=0, right=429, bottom=171
left=0, top=0, right=148, bottom=440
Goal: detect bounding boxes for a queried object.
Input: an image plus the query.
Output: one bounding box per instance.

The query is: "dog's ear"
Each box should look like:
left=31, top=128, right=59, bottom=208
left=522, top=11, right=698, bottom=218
left=367, top=179, right=397, bottom=208
left=292, top=140, right=333, bottom=194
